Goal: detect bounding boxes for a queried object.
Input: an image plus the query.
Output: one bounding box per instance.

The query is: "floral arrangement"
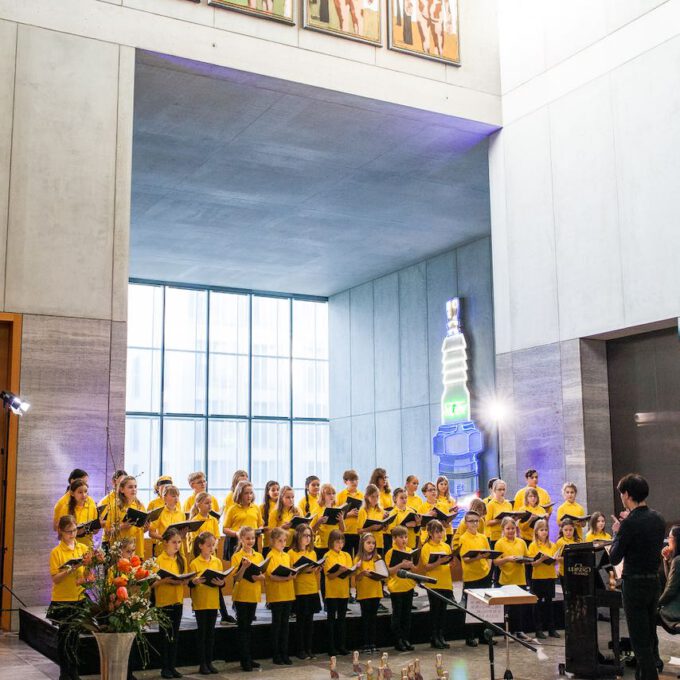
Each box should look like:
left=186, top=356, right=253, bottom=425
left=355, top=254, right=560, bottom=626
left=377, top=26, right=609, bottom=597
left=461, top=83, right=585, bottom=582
left=55, top=542, right=169, bottom=666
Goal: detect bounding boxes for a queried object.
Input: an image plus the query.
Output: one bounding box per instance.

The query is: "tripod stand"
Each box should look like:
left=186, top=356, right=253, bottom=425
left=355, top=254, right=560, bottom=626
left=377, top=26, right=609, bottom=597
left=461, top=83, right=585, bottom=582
left=421, top=586, right=544, bottom=680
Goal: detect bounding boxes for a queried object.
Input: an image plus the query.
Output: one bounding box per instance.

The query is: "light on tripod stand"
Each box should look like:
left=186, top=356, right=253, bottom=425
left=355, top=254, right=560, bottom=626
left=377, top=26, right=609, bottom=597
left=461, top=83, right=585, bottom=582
left=0, top=391, right=30, bottom=416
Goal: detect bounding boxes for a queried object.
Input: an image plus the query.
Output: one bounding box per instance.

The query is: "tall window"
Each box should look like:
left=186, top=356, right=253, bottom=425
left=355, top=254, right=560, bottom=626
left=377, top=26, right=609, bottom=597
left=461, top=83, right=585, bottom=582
left=125, top=282, right=329, bottom=505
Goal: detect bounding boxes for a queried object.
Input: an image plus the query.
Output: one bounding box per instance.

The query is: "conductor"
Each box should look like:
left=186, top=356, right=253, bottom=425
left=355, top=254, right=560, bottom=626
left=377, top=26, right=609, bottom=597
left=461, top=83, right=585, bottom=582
left=609, top=474, right=665, bottom=680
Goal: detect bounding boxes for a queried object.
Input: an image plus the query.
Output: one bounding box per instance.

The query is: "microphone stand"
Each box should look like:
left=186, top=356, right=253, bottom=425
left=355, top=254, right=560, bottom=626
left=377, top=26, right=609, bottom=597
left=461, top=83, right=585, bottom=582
left=419, top=585, right=541, bottom=680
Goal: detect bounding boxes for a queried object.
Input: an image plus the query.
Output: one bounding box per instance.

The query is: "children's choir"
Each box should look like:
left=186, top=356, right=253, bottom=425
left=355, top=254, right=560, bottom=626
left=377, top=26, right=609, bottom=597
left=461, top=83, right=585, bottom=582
left=49, top=465, right=617, bottom=676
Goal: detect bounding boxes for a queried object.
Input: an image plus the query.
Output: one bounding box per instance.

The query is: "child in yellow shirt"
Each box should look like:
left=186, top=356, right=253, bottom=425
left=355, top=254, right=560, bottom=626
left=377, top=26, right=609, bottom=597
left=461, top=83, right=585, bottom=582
left=385, top=525, right=417, bottom=652
left=354, top=532, right=384, bottom=653
left=493, top=518, right=530, bottom=639
left=585, top=512, right=612, bottom=542
left=528, top=519, right=559, bottom=640
left=419, top=519, right=453, bottom=650
left=289, top=523, right=322, bottom=660
left=189, top=532, right=226, bottom=675
left=231, top=526, right=266, bottom=672
left=323, top=529, right=353, bottom=656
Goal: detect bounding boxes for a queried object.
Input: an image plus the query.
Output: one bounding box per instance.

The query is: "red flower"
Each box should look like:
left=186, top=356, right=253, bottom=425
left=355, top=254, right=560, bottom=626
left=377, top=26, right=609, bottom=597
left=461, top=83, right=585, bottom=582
left=117, top=558, right=131, bottom=574
left=135, top=568, right=149, bottom=579
left=130, top=555, right=141, bottom=568
left=116, top=586, right=129, bottom=601
left=113, top=576, right=128, bottom=587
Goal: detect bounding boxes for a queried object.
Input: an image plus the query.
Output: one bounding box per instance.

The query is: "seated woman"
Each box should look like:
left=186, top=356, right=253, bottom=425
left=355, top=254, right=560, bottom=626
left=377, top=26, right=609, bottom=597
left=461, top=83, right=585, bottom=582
left=659, top=525, right=680, bottom=625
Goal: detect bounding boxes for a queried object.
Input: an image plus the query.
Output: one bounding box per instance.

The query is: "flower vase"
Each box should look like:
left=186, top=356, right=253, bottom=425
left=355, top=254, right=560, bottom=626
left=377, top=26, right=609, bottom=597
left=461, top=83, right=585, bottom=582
left=93, top=631, right=136, bottom=680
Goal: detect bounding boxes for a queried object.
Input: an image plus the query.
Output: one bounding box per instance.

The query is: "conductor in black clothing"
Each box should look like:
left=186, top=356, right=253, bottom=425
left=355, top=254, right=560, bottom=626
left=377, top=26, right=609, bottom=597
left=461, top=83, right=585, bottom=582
left=609, top=474, right=666, bottom=680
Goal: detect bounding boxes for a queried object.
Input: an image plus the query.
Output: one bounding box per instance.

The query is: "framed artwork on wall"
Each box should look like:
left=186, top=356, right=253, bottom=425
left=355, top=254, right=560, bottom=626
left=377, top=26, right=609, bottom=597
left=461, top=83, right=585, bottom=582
left=303, top=0, right=381, bottom=46
left=209, top=0, right=295, bottom=25
left=387, top=0, right=460, bottom=65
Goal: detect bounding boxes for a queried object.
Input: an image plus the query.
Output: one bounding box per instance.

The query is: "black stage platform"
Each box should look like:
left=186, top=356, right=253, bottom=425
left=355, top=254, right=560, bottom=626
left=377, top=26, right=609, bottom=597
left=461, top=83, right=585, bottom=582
left=19, top=589, right=565, bottom=674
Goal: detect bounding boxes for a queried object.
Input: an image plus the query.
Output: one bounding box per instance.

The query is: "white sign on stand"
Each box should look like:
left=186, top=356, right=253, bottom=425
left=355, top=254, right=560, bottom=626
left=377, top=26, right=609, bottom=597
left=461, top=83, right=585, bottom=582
left=464, top=592, right=504, bottom=623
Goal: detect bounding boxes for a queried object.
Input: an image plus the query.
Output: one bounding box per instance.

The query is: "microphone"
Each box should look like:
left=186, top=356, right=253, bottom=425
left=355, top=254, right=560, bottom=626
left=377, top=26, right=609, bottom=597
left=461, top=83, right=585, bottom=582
left=396, top=569, right=437, bottom=584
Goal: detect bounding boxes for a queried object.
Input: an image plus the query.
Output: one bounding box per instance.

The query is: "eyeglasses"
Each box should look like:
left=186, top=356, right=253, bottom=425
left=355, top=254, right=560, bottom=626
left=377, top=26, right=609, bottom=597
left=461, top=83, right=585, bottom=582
left=466, top=519, right=479, bottom=524
left=62, top=528, right=77, bottom=534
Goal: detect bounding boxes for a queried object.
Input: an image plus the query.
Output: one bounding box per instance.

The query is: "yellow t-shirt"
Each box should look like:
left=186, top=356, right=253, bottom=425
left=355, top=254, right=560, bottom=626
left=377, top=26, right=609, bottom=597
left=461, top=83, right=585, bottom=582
left=436, top=496, right=457, bottom=536
left=231, top=549, right=264, bottom=604
left=274, top=507, right=299, bottom=547
left=189, top=554, right=224, bottom=610
left=453, top=517, right=486, bottom=552
left=557, top=501, right=587, bottom=540
left=49, top=541, right=88, bottom=602
left=384, top=548, right=415, bottom=594
left=223, top=504, right=262, bottom=535
left=528, top=541, right=558, bottom=580
left=265, top=548, right=296, bottom=603
left=485, top=498, right=513, bottom=542
left=313, top=515, right=334, bottom=550
left=406, top=494, right=424, bottom=514
left=106, top=501, right=147, bottom=557
left=379, top=491, right=393, bottom=511
left=73, top=501, right=99, bottom=548
left=336, top=489, right=364, bottom=534
left=298, top=494, right=321, bottom=518
left=155, top=551, right=185, bottom=607
left=52, top=492, right=72, bottom=528
left=418, top=502, right=439, bottom=542
left=357, top=506, right=386, bottom=549
left=390, top=507, right=419, bottom=549
left=459, top=531, right=492, bottom=583
left=585, top=531, right=611, bottom=542
left=150, top=506, right=186, bottom=543
left=183, top=493, right=219, bottom=515
left=98, top=491, right=118, bottom=540
left=554, top=536, right=577, bottom=576
left=147, top=496, right=165, bottom=512
left=513, top=485, right=551, bottom=510
left=187, top=514, right=220, bottom=554
left=495, top=536, right=527, bottom=586
left=355, top=556, right=384, bottom=600
left=324, top=549, right=353, bottom=599
left=420, top=540, right=453, bottom=590
left=223, top=491, right=235, bottom=510
left=517, top=506, right=547, bottom=542
left=260, top=499, right=277, bottom=549
left=288, top=548, right=320, bottom=596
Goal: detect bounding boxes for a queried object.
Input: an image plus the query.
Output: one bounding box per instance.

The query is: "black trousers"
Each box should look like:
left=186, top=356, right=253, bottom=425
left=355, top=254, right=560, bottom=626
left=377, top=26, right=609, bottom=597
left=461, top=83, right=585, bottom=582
left=270, top=601, right=292, bottom=660
left=359, top=597, right=380, bottom=648
left=218, top=590, right=229, bottom=620
left=531, top=578, right=555, bottom=633
left=315, top=547, right=329, bottom=600
left=427, top=588, right=452, bottom=641
left=463, top=574, right=493, bottom=640
left=622, top=577, right=661, bottom=680
left=325, top=598, right=348, bottom=654
left=48, top=601, right=82, bottom=679
left=295, top=594, right=320, bottom=654
left=195, top=609, right=217, bottom=667
left=343, top=534, right=359, bottom=558
left=160, top=603, right=182, bottom=672
left=234, top=601, right=257, bottom=665
left=390, top=590, right=414, bottom=642
left=489, top=540, right=501, bottom=585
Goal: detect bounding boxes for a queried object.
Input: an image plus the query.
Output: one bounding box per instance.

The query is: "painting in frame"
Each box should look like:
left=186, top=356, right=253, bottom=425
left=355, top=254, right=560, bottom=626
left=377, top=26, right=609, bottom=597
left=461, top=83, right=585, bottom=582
left=388, top=0, right=460, bottom=65
left=209, top=0, right=295, bottom=25
left=303, top=0, right=381, bottom=46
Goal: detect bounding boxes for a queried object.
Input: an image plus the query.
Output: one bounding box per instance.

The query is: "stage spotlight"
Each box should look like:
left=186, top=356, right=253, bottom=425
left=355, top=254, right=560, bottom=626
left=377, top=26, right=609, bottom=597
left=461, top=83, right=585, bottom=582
left=0, top=391, right=30, bottom=416
left=481, top=396, right=511, bottom=425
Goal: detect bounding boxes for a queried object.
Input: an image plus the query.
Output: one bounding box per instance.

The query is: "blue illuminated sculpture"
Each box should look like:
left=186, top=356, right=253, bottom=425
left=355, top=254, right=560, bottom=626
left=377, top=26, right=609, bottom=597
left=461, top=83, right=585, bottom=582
left=432, top=298, right=483, bottom=497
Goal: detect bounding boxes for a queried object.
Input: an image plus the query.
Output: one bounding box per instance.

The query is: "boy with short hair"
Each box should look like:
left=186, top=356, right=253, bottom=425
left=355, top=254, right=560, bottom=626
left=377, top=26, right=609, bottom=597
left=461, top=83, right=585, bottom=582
left=183, top=471, right=219, bottom=514
left=336, top=469, right=363, bottom=558
left=385, top=525, right=416, bottom=652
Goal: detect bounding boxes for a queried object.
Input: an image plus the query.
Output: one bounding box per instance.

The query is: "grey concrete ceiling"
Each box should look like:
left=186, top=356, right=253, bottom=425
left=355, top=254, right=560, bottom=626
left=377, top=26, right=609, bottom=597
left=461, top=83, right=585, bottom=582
left=131, top=52, right=498, bottom=297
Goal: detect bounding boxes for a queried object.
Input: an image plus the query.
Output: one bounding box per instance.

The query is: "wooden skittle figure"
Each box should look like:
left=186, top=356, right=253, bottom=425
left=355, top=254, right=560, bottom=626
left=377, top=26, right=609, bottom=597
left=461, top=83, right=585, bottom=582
left=353, top=650, right=364, bottom=675
left=436, top=653, right=445, bottom=678
left=414, top=658, right=423, bottom=680
left=330, top=655, right=339, bottom=679
left=366, top=659, right=375, bottom=680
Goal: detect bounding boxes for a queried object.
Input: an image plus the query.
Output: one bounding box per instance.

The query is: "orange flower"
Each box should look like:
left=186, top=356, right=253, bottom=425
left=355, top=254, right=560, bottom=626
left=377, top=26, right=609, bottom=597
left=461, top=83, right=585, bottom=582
left=116, top=586, right=129, bottom=601
left=82, top=553, right=93, bottom=566
left=130, top=555, right=141, bottom=568
left=113, top=576, right=128, bottom=587
left=86, top=572, right=96, bottom=582
left=135, top=568, right=149, bottom=579
left=117, top=558, right=131, bottom=573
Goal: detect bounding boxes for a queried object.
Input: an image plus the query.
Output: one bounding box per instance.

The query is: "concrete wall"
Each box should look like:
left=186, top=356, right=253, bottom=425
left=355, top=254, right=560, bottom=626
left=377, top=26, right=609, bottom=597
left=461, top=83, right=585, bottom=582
left=0, top=21, right=133, bottom=610
left=329, top=235, right=497, bottom=494
left=490, top=1, right=680, bottom=516
left=0, top=0, right=501, bottom=127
